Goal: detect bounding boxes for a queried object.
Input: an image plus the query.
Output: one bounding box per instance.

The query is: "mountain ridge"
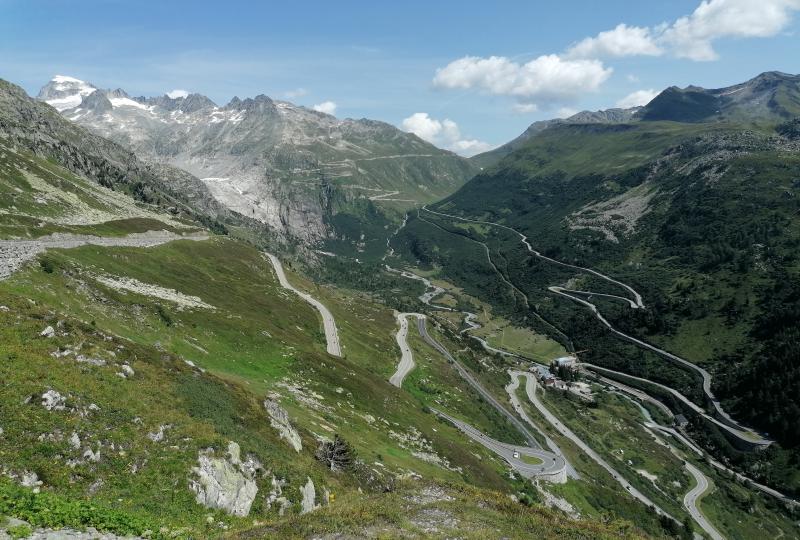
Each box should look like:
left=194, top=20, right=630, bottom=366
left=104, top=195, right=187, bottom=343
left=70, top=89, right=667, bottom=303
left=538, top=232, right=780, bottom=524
left=37, top=75, right=477, bottom=249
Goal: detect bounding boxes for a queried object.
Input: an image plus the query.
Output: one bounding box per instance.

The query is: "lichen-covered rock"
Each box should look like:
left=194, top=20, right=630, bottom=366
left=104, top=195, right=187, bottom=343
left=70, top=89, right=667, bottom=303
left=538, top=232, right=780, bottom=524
left=40, top=325, right=55, bottom=338
left=264, top=398, right=302, bottom=452
left=189, top=442, right=258, bottom=517
left=41, top=390, right=65, bottom=411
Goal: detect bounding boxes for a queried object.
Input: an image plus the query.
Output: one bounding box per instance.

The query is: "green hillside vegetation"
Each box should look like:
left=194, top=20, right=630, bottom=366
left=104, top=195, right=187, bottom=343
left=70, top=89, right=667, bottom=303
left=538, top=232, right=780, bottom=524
left=0, top=228, right=651, bottom=537
left=392, top=105, right=800, bottom=500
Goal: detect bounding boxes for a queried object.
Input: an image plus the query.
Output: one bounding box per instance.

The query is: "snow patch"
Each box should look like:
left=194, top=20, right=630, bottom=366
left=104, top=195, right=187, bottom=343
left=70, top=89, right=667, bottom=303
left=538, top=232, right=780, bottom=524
left=109, top=97, right=147, bottom=110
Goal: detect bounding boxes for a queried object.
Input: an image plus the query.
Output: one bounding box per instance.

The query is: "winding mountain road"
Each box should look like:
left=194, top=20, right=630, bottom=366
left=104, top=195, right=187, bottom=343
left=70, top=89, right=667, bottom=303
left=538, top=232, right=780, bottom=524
left=389, top=312, right=424, bottom=387
left=599, top=373, right=797, bottom=508
left=581, top=363, right=770, bottom=448
left=264, top=252, right=342, bottom=357
left=431, top=408, right=567, bottom=483
left=505, top=372, right=578, bottom=479
left=507, top=370, right=676, bottom=521
left=420, top=206, right=766, bottom=443
left=415, top=317, right=542, bottom=449
left=621, top=389, right=724, bottom=539
left=683, top=462, right=724, bottom=540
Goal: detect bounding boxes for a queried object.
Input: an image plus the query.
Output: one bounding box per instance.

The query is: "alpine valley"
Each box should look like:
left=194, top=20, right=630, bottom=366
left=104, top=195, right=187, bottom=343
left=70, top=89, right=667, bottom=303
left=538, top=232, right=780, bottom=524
left=0, top=57, right=799, bottom=540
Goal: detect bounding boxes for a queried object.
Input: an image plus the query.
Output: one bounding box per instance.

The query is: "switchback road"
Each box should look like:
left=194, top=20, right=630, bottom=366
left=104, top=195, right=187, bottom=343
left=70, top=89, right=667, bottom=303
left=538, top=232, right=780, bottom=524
left=265, top=253, right=342, bottom=357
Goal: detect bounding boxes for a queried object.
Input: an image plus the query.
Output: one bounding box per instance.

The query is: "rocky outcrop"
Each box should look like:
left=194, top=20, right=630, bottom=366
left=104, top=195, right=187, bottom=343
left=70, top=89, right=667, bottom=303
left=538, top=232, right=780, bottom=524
left=0, top=78, right=235, bottom=230
left=300, top=477, right=317, bottom=514
left=264, top=398, right=302, bottom=452
left=189, top=442, right=258, bottom=517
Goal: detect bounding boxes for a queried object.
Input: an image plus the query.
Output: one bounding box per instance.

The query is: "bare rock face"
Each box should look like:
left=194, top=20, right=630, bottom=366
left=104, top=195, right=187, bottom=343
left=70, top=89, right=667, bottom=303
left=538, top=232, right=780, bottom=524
left=34, top=76, right=477, bottom=245
left=300, top=477, right=317, bottom=514
left=264, top=398, right=302, bottom=452
left=189, top=442, right=258, bottom=517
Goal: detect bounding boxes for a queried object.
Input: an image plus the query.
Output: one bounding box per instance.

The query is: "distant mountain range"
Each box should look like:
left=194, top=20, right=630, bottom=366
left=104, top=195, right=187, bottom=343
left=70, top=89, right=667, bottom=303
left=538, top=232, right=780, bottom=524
left=38, top=76, right=477, bottom=249
left=473, top=71, right=800, bottom=169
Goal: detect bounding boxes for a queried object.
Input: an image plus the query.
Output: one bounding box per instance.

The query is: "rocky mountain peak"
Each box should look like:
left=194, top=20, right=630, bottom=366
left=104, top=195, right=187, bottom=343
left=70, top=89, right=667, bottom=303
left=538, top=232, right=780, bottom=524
left=179, top=93, right=217, bottom=113
left=37, top=75, right=98, bottom=111
left=79, top=90, right=113, bottom=113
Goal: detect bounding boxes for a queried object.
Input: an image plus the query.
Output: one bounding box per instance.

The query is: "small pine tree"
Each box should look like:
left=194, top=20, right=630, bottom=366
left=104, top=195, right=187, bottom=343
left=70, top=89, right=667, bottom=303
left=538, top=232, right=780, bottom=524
left=315, top=434, right=355, bottom=472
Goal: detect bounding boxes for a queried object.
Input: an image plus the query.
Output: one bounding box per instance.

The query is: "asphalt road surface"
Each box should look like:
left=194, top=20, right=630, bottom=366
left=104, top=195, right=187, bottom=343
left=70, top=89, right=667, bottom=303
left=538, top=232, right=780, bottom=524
left=389, top=312, right=424, bottom=387
left=416, top=317, right=541, bottom=449
left=509, top=370, right=677, bottom=522
left=265, top=252, right=342, bottom=357
left=431, top=408, right=566, bottom=482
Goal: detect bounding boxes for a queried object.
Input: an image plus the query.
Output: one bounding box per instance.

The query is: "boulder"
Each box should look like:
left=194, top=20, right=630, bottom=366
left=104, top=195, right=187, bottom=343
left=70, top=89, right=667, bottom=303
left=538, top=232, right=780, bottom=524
left=300, top=477, right=317, bottom=514
left=189, top=442, right=258, bottom=517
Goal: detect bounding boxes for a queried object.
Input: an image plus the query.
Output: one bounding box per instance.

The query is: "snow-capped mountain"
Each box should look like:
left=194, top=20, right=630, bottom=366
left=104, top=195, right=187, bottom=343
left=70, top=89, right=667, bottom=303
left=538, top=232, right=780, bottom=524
left=37, top=75, right=98, bottom=111
left=38, top=76, right=476, bottom=245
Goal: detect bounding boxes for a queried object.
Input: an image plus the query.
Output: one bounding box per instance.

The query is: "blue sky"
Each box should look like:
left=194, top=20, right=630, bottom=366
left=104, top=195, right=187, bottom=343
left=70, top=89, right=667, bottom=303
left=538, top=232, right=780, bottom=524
left=2, top=0, right=799, bottom=154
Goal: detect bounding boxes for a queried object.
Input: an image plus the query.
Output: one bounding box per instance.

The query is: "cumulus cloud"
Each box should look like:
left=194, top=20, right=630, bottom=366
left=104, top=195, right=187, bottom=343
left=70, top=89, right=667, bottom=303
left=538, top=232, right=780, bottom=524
left=512, top=103, right=539, bottom=114
left=312, top=101, right=337, bottom=115
left=284, top=87, right=308, bottom=99
left=401, top=112, right=493, bottom=157
left=616, top=89, right=659, bottom=108
left=566, top=24, right=663, bottom=59
left=167, top=89, right=189, bottom=99
left=662, top=0, right=800, bottom=61
left=568, top=0, right=800, bottom=62
left=433, top=54, right=612, bottom=105
left=556, top=107, right=579, bottom=118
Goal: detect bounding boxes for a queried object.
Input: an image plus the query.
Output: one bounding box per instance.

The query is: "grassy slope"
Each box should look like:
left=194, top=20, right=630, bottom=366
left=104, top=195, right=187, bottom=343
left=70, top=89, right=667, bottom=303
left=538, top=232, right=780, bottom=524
left=0, top=139, right=193, bottom=239
left=0, top=234, right=650, bottom=538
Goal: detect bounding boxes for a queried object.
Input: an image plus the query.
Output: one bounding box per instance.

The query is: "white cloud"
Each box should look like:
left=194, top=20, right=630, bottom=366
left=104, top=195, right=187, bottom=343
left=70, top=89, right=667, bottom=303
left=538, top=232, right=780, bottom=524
left=626, top=74, right=641, bottom=83
left=556, top=107, right=579, bottom=118
left=167, top=89, right=189, bottom=99
left=312, top=101, right=337, bottom=115
left=512, top=103, right=539, bottom=114
left=401, top=112, right=493, bottom=157
left=661, top=0, right=800, bottom=61
left=284, top=87, right=308, bottom=99
left=616, top=89, right=659, bottom=108
left=567, top=0, right=800, bottom=63
left=449, top=139, right=495, bottom=156
left=433, top=54, right=612, bottom=105
left=566, top=24, right=663, bottom=59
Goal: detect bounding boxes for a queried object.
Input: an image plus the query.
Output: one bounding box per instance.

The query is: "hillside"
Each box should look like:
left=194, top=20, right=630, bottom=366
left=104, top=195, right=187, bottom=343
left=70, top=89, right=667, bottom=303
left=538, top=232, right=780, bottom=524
left=37, top=76, right=478, bottom=254
left=0, top=75, right=670, bottom=539
left=392, top=72, right=800, bottom=523
left=471, top=107, right=641, bottom=170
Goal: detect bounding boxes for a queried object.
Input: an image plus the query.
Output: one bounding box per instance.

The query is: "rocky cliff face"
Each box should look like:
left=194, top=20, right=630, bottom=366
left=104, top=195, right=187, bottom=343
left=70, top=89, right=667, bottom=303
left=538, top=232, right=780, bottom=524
left=38, top=76, right=477, bottom=245
left=1, top=78, right=232, bottom=228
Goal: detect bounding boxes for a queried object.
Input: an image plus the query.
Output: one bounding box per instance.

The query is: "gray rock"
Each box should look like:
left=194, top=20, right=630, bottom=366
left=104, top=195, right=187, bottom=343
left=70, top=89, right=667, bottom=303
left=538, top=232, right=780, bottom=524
left=41, top=390, right=65, bottom=411
left=40, top=326, right=55, bottom=338
left=300, top=477, right=317, bottom=514
left=264, top=399, right=302, bottom=452
left=189, top=442, right=258, bottom=517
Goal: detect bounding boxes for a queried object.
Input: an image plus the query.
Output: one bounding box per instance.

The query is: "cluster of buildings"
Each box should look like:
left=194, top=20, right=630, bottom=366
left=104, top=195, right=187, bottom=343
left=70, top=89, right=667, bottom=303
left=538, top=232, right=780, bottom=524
left=530, top=356, right=593, bottom=400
